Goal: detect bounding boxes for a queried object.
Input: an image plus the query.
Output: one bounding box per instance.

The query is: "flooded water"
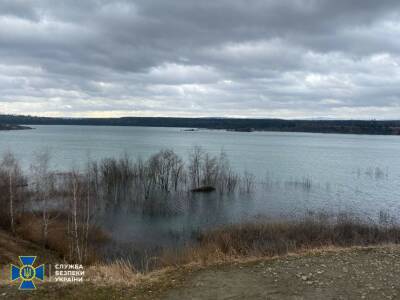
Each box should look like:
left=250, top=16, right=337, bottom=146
left=1, top=125, right=400, bottom=249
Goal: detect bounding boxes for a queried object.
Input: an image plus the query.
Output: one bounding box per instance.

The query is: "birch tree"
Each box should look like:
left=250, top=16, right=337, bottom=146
left=30, top=150, right=56, bottom=245
left=1, top=151, right=23, bottom=234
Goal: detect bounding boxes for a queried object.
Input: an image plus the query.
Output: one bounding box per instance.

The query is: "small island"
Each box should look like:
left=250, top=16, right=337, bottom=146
left=0, top=124, right=32, bottom=131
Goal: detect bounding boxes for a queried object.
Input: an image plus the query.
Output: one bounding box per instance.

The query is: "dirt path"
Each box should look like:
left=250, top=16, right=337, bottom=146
left=161, top=247, right=400, bottom=300
left=1, top=247, right=400, bottom=299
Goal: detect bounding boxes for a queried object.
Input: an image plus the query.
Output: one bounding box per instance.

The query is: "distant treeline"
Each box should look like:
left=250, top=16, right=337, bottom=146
left=1, top=114, right=400, bottom=135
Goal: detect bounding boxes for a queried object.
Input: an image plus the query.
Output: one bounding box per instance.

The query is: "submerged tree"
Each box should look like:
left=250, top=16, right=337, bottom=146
left=188, top=146, right=204, bottom=189
left=149, top=149, right=184, bottom=193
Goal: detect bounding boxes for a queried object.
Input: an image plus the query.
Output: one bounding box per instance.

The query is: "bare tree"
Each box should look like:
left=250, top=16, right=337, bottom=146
left=67, top=170, right=82, bottom=262
left=240, top=171, right=256, bottom=194
left=136, top=158, right=156, bottom=201
left=202, top=153, right=218, bottom=187
left=65, top=169, right=97, bottom=264
left=30, top=150, right=56, bottom=245
left=100, top=156, right=134, bottom=210
left=188, top=146, right=204, bottom=189
left=149, top=149, right=184, bottom=193
left=0, top=151, right=23, bottom=233
left=171, top=153, right=184, bottom=192
left=216, top=150, right=238, bottom=194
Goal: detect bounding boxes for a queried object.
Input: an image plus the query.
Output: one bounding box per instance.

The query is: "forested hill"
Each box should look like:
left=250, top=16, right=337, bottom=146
left=1, top=114, right=400, bottom=135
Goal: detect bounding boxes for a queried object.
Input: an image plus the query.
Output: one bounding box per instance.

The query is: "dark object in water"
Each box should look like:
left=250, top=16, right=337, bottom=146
left=191, top=186, right=216, bottom=193
left=228, top=127, right=254, bottom=132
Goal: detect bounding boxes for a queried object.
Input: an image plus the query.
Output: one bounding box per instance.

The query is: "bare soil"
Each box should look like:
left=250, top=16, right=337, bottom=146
left=162, top=247, right=400, bottom=300
left=1, top=246, right=400, bottom=299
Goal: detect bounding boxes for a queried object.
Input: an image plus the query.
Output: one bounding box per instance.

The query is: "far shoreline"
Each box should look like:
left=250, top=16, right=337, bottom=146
left=0, top=124, right=33, bottom=131
left=2, top=114, right=400, bottom=135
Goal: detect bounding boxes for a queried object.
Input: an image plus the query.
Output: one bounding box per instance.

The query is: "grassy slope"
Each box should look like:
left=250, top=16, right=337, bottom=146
left=0, top=229, right=59, bottom=266
left=0, top=228, right=185, bottom=299
left=1, top=246, right=400, bottom=299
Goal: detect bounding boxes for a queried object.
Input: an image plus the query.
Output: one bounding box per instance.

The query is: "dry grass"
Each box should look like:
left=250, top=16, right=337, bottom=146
left=85, top=259, right=183, bottom=288
left=86, top=259, right=141, bottom=284
left=15, top=213, right=68, bottom=254
left=14, top=212, right=110, bottom=264
left=88, top=215, right=400, bottom=276
left=157, top=215, right=400, bottom=267
left=4, top=212, right=400, bottom=286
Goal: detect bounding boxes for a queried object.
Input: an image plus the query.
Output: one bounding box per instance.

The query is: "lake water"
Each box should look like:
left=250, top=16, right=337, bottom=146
left=1, top=125, right=400, bottom=250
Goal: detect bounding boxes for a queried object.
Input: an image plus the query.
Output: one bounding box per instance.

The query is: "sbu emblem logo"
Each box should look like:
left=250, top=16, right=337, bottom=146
left=11, top=256, right=45, bottom=290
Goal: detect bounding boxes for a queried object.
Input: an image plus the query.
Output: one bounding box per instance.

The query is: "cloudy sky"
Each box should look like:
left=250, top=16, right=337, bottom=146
left=1, top=0, right=400, bottom=119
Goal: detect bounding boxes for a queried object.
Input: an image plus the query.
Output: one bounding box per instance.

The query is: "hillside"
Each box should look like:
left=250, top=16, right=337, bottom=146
left=0, top=230, right=59, bottom=266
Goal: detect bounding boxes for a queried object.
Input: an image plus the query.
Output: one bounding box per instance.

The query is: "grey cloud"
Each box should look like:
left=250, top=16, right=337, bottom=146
left=0, top=0, right=400, bottom=118
left=0, top=0, right=39, bottom=21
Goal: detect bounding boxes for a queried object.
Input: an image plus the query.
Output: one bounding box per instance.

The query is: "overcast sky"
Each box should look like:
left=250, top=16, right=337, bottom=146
left=1, top=0, right=400, bottom=119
